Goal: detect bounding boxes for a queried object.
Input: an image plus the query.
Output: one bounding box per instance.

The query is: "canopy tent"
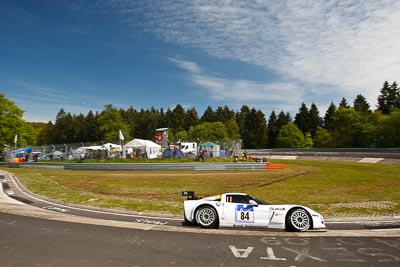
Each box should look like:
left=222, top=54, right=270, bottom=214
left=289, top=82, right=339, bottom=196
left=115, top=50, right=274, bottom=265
left=124, top=138, right=161, bottom=159
left=199, top=141, right=220, bottom=158
left=84, top=143, right=121, bottom=151
left=70, top=143, right=122, bottom=159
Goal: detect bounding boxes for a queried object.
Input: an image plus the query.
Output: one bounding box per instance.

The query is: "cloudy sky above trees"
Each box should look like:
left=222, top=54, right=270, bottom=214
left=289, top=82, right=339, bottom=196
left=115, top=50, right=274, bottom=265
left=1, top=0, right=399, bottom=122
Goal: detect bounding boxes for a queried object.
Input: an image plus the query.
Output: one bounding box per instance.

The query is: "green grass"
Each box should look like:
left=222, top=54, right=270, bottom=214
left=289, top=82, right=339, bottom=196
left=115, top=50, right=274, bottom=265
left=2, top=160, right=400, bottom=217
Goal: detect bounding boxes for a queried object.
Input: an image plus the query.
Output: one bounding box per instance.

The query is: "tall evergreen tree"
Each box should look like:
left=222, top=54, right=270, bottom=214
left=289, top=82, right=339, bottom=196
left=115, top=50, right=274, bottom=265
left=53, top=109, right=75, bottom=144
left=308, top=103, right=323, bottom=138
left=122, top=106, right=137, bottom=140
left=216, top=105, right=235, bottom=123
left=267, top=110, right=278, bottom=148
left=376, top=81, right=399, bottom=114
left=277, top=110, right=290, bottom=129
left=84, top=110, right=100, bottom=142
left=134, top=108, right=158, bottom=140
left=73, top=113, right=86, bottom=142
left=158, top=108, right=168, bottom=128
left=294, top=103, right=309, bottom=134
left=236, top=105, right=250, bottom=142
left=201, top=106, right=216, bottom=122
left=169, top=104, right=186, bottom=131
left=253, top=109, right=268, bottom=148
left=184, top=107, right=199, bottom=131
left=339, top=97, right=350, bottom=108
left=377, top=81, right=390, bottom=114
left=393, top=82, right=400, bottom=109
left=353, top=94, right=371, bottom=116
left=323, top=101, right=337, bottom=132
left=242, top=108, right=267, bottom=148
left=37, top=121, right=55, bottom=145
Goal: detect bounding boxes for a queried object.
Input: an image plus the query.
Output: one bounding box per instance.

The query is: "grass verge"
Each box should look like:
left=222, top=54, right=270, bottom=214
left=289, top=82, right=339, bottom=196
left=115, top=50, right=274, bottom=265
left=2, top=160, right=400, bottom=217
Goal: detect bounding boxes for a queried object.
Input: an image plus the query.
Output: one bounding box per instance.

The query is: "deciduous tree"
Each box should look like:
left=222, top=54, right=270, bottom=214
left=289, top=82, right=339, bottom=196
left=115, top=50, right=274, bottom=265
left=313, top=129, right=335, bottom=148
left=188, top=122, right=228, bottom=142
left=332, top=107, right=363, bottom=147
left=98, top=104, right=130, bottom=142
left=276, top=123, right=304, bottom=148
left=0, top=94, right=33, bottom=149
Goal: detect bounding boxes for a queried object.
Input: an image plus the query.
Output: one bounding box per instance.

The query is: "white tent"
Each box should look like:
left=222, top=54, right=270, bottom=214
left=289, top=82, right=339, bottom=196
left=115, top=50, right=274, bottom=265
left=124, top=138, right=161, bottom=159
left=87, top=143, right=121, bottom=151
left=72, top=143, right=122, bottom=160
left=76, top=143, right=121, bottom=153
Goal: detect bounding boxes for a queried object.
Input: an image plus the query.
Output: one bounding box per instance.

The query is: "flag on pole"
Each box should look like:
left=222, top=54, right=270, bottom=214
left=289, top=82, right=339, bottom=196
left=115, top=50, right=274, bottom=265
left=119, top=130, right=125, bottom=141
left=14, top=134, right=18, bottom=144
left=119, top=130, right=126, bottom=159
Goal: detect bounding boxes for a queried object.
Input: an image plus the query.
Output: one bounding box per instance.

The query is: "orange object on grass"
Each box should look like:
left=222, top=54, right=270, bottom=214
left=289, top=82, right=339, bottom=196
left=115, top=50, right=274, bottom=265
left=266, top=162, right=285, bottom=170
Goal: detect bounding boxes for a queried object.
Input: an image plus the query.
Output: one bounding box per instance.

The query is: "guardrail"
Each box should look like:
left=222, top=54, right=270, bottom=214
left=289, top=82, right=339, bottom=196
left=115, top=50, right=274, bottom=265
left=245, top=148, right=400, bottom=159
left=63, top=162, right=267, bottom=171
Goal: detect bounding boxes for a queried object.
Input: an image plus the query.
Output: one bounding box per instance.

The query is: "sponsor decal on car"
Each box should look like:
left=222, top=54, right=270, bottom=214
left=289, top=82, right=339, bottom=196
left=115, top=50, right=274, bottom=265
left=270, top=207, right=285, bottom=211
left=232, top=224, right=268, bottom=229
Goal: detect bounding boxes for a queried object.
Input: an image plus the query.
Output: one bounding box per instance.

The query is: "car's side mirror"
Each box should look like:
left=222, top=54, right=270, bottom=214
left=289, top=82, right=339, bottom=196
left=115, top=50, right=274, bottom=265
left=249, top=200, right=258, bottom=206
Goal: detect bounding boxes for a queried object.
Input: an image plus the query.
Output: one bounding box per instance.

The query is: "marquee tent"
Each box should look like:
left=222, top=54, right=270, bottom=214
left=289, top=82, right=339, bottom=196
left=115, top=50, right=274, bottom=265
left=124, top=138, right=161, bottom=159
left=199, top=141, right=220, bottom=158
left=86, top=143, right=121, bottom=151
left=72, top=143, right=122, bottom=159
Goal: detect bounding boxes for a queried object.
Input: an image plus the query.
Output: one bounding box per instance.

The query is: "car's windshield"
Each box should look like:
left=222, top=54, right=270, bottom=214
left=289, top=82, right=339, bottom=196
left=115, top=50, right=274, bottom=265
left=225, top=194, right=270, bottom=205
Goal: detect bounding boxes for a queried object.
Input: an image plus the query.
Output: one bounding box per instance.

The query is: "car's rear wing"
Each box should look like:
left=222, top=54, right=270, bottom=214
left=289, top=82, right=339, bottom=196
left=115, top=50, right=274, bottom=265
left=181, top=191, right=196, bottom=200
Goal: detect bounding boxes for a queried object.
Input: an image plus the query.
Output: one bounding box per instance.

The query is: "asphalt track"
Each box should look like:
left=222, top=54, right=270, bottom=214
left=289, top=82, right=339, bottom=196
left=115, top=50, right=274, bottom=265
left=2, top=212, right=400, bottom=267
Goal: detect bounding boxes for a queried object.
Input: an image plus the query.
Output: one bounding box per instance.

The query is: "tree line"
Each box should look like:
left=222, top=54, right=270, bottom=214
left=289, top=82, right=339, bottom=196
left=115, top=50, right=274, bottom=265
left=1, top=80, right=399, bottom=151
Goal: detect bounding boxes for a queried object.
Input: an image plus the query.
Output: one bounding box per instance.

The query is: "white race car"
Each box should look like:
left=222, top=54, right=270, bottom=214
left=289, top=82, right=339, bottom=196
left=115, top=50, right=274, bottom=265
left=182, top=191, right=326, bottom=232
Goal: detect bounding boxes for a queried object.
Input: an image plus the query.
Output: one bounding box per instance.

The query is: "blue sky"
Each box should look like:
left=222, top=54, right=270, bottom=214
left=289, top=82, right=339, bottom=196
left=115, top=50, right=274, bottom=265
left=1, top=0, right=399, bottom=122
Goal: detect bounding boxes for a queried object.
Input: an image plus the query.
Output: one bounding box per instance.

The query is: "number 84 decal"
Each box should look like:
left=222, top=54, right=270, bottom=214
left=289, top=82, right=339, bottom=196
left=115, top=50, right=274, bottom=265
left=236, top=204, right=255, bottom=223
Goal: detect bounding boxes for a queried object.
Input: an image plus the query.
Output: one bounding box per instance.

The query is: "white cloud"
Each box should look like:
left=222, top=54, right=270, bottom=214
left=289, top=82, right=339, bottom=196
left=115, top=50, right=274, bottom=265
left=169, top=57, right=304, bottom=112
left=98, top=0, right=400, bottom=109
left=169, top=58, right=202, bottom=74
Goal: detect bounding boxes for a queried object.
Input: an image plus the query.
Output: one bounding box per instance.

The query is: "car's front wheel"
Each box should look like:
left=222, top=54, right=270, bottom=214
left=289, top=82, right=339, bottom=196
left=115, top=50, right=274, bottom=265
left=286, top=208, right=311, bottom=232
left=195, top=206, right=218, bottom=229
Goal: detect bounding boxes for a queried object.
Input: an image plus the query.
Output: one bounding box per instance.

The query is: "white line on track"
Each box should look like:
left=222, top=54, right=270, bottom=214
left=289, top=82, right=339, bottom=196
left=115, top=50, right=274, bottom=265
left=9, top=173, right=182, bottom=222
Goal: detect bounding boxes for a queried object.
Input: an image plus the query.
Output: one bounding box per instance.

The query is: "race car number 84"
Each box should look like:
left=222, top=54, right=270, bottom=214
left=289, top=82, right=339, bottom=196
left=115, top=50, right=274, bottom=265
left=236, top=204, right=254, bottom=223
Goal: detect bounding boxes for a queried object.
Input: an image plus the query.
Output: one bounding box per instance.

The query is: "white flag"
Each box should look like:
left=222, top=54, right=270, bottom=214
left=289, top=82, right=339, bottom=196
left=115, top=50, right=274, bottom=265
left=119, top=130, right=125, bottom=141
left=14, top=134, right=18, bottom=144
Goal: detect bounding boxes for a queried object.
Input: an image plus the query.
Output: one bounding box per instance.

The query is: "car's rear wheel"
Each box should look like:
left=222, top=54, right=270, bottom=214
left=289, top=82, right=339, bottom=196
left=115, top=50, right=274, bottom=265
left=195, top=206, right=218, bottom=229
left=286, top=208, right=311, bottom=232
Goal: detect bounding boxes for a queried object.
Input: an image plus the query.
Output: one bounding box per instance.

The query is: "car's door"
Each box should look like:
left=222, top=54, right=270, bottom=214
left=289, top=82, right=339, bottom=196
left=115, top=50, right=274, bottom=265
left=222, top=194, right=271, bottom=227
